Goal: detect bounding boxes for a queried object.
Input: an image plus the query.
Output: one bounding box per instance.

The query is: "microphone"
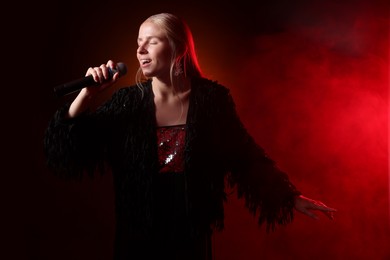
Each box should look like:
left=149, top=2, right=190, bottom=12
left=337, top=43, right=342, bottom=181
left=53, top=62, right=128, bottom=97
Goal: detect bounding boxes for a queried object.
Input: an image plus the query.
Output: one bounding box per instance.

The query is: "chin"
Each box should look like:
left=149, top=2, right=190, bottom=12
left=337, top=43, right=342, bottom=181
left=142, top=69, right=154, bottom=77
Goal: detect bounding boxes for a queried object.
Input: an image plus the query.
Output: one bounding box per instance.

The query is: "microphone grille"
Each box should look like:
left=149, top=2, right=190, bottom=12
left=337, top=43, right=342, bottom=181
left=117, top=62, right=128, bottom=76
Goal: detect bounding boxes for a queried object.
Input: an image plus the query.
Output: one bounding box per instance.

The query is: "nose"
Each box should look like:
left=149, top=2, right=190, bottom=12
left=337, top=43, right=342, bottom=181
left=137, top=45, right=147, bottom=54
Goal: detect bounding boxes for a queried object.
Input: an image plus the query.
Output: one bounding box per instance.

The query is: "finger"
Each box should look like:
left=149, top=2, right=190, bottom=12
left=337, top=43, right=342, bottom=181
left=86, top=67, right=96, bottom=77
left=98, top=64, right=110, bottom=81
left=323, top=210, right=335, bottom=220
left=314, top=204, right=336, bottom=220
left=94, top=66, right=105, bottom=83
left=309, top=200, right=336, bottom=211
left=301, top=209, right=319, bottom=220
left=107, top=60, right=119, bottom=81
left=315, top=204, right=337, bottom=212
left=112, top=72, right=120, bottom=81
left=86, top=67, right=101, bottom=84
left=107, top=59, right=116, bottom=70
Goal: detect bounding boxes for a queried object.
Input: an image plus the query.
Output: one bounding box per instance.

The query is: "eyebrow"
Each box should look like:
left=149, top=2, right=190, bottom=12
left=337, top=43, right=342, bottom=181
left=137, top=36, right=163, bottom=42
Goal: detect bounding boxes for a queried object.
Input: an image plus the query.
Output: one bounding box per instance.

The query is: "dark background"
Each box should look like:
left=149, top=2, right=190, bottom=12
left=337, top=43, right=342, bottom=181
left=5, top=0, right=389, bottom=259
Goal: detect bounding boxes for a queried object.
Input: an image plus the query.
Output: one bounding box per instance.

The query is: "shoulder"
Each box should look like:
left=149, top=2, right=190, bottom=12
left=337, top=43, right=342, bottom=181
left=192, top=77, right=231, bottom=97
left=190, top=77, right=238, bottom=116
left=112, top=81, right=152, bottom=102
left=101, top=81, right=152, bottom=113
left=115, top=81, right=151, bottom=97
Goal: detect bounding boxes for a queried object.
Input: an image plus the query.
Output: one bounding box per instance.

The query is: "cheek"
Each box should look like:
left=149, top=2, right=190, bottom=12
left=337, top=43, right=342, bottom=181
left=158, top=45, right=173, bottom=61
left=163, top=52, right=173, bottom=64
left=156, top=49, right=172, bottom=68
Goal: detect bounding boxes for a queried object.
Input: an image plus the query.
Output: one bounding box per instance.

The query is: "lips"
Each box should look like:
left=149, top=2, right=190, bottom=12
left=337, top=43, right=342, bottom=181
left=140, top=59, right=151, bottom=66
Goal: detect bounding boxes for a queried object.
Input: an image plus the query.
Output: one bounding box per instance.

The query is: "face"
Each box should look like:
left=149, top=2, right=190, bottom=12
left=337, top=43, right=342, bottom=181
left=137, top=21, right=172, bottom=79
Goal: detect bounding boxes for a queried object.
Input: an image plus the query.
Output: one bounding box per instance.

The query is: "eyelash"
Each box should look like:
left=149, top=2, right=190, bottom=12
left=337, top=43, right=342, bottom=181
left=138, top=41, right=157, bottom=47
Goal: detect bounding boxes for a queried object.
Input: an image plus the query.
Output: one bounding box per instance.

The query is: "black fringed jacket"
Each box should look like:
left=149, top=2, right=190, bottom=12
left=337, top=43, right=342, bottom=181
left=44, top=77, right=300, bottom=257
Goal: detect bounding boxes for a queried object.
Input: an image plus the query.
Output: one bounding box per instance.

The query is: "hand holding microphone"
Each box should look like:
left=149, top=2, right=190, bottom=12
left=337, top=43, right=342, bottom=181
left=54, top=60, right=127, bottom=97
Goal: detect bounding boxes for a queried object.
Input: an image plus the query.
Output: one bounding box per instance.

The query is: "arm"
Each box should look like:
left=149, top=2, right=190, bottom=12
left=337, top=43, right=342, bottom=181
left=216, top=87, right=336, bottom=231
left=44, top=60, right=121, bottom=177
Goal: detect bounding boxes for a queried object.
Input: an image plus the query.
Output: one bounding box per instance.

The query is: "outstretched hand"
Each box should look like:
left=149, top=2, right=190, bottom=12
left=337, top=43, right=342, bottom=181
left=294, top=195, right=337, bottom=220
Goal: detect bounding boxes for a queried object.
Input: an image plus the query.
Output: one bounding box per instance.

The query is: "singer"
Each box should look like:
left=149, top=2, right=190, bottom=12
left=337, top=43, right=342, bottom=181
left=43, top=13, right=337, bottom=260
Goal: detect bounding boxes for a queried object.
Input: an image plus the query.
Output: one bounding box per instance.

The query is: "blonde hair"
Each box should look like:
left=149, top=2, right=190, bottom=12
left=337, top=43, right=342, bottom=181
left=135, top=13, right=203, bottom=92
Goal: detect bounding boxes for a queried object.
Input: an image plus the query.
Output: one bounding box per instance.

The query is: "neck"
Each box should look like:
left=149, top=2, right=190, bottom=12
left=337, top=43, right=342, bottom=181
left=152, top=76, right=191, bottom=99
left=152, top=76, right=191, bottom=127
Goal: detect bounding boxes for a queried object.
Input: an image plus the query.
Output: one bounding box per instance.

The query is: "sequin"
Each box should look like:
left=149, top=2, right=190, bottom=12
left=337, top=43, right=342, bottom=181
left=157, top=124, right=186, bottom=173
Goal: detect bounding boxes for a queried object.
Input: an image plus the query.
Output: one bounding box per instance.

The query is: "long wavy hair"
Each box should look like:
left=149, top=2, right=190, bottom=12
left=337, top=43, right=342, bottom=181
left=135, top=13, right=203, bottom=92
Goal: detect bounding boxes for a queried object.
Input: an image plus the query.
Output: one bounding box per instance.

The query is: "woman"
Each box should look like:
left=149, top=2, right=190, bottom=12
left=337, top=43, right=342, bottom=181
left=44, top=12, right=336, bottom=260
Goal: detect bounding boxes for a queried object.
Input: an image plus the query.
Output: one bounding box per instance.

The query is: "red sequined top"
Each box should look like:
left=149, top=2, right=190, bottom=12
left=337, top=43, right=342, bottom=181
left=156, top=124, right=186, bottom=173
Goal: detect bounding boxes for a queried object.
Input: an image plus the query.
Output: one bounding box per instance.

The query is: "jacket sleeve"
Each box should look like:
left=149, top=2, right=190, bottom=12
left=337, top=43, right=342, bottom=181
left=43, top=89, right=128, bottom=179
left=216, top=86, right=301, bottom=232
left=43, top=104, right=106, bottom=179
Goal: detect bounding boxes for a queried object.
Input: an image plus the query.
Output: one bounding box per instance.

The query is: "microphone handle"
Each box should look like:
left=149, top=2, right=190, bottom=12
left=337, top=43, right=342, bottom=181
left=53, top=65, right=123, bottom=97
left=53, top=75, right=96, bottom=97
